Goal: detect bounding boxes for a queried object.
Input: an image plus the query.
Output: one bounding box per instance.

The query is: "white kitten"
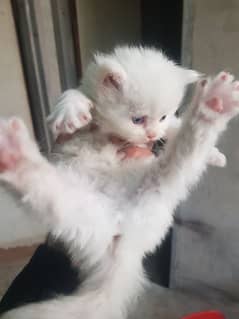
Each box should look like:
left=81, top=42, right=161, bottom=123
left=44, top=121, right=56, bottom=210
left=49, top=46, right=198, bottom=146
left=0, top=47, right=238, bottom=319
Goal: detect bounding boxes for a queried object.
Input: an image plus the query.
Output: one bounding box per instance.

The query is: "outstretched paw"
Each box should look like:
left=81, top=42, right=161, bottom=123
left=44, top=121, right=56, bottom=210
left=48, top=90, right=93, bottom=140
left=197, top=71, right=239, bottom=122
left=0, top=118, right=39, bottom=174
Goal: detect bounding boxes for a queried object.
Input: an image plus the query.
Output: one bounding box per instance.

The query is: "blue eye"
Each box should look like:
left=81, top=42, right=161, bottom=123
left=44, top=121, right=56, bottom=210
left=160, top=115, right=167, bottom=121
left=132, top=116, right=146, bottom=125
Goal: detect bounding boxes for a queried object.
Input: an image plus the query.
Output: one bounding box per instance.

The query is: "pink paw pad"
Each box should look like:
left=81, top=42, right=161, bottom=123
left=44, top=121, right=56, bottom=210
left=220, top=72, right=228, bottom=81
left=10, top=118, right=22, bottom=131
left=206, top=97, right=223, bottom=113
left=66, top=121, right=75, bottom=130
left=0, top=119, right=24, bottom=172
left=80, top=114, right=89, bottom=122
left=0, top=151, right=21, bottom=172
left=218, top=71, right=234, bottom=84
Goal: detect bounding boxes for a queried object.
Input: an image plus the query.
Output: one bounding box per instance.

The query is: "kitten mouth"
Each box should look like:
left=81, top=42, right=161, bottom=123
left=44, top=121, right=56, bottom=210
left=108, top=134, right=165, bottom=151
left=152, top=138, right=167, bottom=156
left=147, top=141, right=155, bottom=148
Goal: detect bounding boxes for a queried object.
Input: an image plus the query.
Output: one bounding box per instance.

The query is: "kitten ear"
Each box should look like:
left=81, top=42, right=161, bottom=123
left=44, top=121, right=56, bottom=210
left=95, top=55, right=127, bottom=91
left=103, top=72, right=124, bottom=91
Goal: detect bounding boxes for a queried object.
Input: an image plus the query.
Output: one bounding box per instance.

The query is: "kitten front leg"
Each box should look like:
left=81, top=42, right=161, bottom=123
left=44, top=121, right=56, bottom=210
left=159, top=72, right=239, bottom=196
left=125, top=72, right=239, bottom=256
left=47, top=89, right=94, bottom=140
left=167, top=115, right=227, bottom=167
left=0, top=118, right=115, bottom=261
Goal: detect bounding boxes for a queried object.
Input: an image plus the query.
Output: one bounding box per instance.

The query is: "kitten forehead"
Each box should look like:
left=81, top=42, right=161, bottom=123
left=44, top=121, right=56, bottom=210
left=97, top=46, right=186, bottom=115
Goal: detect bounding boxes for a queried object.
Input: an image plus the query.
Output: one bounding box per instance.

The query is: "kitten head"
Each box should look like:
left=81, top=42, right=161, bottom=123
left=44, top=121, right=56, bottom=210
left=82, top=46, right=199, bottom=144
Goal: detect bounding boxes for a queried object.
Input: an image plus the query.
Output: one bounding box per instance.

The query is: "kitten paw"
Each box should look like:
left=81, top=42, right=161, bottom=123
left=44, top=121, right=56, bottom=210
left=47, top=90, right=93, bottom=140
left=197, top=72, right=239, bottom=122
left=0, top=118, right=40, bottom=174
left=208, top=147, right=227, bottom=167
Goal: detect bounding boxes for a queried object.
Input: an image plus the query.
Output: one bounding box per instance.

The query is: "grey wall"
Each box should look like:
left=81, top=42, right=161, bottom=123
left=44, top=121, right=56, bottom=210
left=192, top=0, right=239, bottom=75
left=171, top=0, right=239, bottom=302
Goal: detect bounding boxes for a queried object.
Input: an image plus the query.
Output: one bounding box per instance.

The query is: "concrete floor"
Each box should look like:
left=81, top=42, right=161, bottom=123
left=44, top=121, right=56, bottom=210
left=131, top=284, right=239, bottom=319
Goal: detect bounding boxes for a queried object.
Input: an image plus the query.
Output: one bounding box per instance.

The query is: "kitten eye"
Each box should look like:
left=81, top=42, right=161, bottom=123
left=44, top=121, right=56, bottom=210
left=132, top=116, right=146, bottom=125
left=160, top=115, right=167, bottom=121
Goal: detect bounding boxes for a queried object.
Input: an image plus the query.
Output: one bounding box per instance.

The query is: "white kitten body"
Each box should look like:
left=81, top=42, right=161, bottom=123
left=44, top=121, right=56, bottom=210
left=1, top=47, right=238, bottom=319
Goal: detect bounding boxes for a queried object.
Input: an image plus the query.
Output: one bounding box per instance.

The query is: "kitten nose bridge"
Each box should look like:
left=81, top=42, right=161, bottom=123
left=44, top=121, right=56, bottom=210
left=146, top=131, right=157, bottom=139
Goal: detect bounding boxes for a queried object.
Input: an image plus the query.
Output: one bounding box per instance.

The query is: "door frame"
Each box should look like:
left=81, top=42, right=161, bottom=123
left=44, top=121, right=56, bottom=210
left=11, top=0, right=81, bottom=152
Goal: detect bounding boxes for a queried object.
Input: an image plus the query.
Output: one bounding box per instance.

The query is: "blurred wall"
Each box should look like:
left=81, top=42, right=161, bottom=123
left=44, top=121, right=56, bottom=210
left=172, top=0, right=239, bottom=300
left=76, top=0, right=141, bottom=71
left=192, top=0, right=239, bottom=75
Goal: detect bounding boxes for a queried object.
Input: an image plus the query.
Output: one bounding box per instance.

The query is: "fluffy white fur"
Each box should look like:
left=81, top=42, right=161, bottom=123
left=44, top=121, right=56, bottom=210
left=0, top=47, right=238, bottom=319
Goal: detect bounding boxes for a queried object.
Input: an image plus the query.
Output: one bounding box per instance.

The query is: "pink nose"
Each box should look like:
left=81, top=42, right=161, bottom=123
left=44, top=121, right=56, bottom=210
left=147, top=132, right=156, bottom=140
